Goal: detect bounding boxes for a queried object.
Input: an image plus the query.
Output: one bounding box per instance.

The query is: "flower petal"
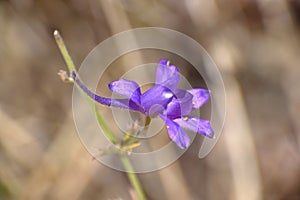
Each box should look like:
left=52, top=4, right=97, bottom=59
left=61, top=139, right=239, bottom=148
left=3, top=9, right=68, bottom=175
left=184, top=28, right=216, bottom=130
left=110, top=98, right=141, bottom=111
left=165, top=89, right=193, bottom=119
left=160, top=115, right=190, bottom=149
left=72, top=72, right=140, bottom=111
left=173, top=117, right=214, bottom=138
left=188, top=89, right=210, bottom=109
left=155, top=59, right=180, bottom=91
left=108, top=79, right=141, bottom=105
left=141, top=85, right=173, bottom=115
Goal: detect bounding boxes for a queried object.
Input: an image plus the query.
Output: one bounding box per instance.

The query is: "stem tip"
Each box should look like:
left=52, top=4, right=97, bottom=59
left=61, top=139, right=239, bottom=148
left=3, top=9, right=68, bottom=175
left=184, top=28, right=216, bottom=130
left=53, top=30, right=59, bottom=35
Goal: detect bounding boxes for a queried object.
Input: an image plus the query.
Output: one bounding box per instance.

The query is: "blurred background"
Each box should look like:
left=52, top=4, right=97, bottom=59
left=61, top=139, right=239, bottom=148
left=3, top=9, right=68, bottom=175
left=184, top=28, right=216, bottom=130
left=1, top=0, right=300, bottom=199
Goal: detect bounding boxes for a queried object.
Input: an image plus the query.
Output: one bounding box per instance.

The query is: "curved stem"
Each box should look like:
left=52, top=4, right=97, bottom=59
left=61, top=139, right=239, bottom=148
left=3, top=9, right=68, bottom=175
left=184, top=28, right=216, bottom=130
left=71, top=71, right=140, bottom=111
left=54, top=30, right=147, bottom=200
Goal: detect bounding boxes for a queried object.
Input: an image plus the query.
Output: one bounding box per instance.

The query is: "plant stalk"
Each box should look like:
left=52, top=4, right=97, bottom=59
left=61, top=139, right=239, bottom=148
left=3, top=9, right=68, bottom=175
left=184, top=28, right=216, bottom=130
left=54, top=30, right=146, bottom=200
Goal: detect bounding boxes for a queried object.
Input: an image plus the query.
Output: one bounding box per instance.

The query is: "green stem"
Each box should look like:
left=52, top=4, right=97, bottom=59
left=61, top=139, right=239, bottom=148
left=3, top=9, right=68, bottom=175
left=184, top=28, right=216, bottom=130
left=54, top=30, right=75, bottom=73
left=54, top=30, right=117, bottom=144
left=120, top=155, right=147, bottom=200
left=54, top=30, right=146, bottom=200
left=80, top=89, right=117, bottom=144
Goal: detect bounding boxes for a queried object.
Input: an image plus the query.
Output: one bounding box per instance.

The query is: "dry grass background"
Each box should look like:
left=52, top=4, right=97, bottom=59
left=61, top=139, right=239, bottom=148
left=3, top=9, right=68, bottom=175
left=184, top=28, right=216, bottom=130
left=0, top=0, right=300, bottom=199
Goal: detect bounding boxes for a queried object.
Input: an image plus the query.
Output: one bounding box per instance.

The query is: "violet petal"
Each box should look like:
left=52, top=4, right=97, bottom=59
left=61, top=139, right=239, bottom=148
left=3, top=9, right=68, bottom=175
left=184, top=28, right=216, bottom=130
left=188, top=89, right=210, bottom=109
left=72, top=72, right=140, bottom=111
left=165, top=89, right=193, bottom=119
left=155, top=59, right=180, bottom=91
left=108, top=79, right=141, bottom=105
left=160, top=115, right=190, bottom=149
left=173, top=117, right=214, bottom=138
left=141, top=85, right=173, bottom=115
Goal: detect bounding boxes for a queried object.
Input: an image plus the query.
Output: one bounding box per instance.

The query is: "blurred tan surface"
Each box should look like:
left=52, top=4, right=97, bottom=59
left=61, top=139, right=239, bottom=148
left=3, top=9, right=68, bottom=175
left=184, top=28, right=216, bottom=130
left=0, top=0, right=300, bottom=199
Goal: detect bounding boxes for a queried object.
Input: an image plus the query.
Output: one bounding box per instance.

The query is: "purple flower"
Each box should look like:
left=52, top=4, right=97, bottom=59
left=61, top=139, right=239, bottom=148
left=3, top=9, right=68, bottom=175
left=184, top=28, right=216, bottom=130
left=71, top=59, right=214, bottom=149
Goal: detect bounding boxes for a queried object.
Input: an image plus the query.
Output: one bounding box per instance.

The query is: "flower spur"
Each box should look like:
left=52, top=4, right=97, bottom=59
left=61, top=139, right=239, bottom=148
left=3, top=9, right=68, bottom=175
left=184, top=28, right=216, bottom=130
left=71, top=59, right=214, bottom=149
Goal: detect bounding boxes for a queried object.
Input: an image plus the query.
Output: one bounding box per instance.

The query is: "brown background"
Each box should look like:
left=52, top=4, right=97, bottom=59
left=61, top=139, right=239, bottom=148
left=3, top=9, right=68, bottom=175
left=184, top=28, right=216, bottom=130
left=0, top=0, right=300, bottom=199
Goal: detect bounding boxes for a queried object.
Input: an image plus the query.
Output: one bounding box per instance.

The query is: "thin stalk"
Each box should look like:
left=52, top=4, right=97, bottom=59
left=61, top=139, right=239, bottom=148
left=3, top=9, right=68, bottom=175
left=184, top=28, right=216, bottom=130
left=54, top=30, right=117, bottom=144
left=79, top=87, right=117, bottom=144
left=54, top=30, right=146, bottom=200
left=54, top=30, right=75, bottom=73
left=120, top=155, right=147, bottom=200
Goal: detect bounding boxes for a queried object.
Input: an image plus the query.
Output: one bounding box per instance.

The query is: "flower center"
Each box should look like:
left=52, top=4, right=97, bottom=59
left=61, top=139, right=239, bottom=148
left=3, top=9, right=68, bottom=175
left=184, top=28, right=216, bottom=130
left=148, top=104, right=165, bottom=117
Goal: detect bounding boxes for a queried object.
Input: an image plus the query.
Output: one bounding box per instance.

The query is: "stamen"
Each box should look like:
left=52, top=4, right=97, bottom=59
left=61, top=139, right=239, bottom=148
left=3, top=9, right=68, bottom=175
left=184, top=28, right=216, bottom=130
left=166, top=60, right=170, bottom=66
left=183, top=116, right=189, bottom=121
